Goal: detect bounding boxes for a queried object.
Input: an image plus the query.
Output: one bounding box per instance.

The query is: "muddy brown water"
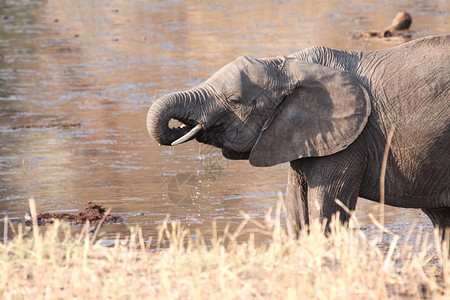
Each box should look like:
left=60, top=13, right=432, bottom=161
left=0, top=0, right=449, bottom=247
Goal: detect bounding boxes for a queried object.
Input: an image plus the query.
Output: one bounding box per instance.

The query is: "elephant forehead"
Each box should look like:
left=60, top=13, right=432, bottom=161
left=206, top=57, right=268, bottom=91
left=206, top=67, right=243, bottom=92
left=233, top=57, right=269, bottom=85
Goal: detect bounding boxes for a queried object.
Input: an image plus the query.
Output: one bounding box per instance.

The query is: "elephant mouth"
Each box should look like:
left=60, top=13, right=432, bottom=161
left=170, top=120, right=204, bottom=146
left=170, top=121, right=250, bottom=160
left=221, top=148, right=250, bottom=160
left=194, top=123, right=253, bottom=160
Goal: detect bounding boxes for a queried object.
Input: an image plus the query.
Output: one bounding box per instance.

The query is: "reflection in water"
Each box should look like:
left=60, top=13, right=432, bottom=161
left=0, top=0, right=448, bottom=245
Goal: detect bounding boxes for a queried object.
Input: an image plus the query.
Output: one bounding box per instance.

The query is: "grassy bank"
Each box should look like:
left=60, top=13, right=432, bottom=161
left=1, top=203, right=449, bottom=299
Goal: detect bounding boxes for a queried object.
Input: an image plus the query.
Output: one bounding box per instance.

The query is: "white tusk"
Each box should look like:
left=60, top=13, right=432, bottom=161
left=171, top=123, right=203, bottom=146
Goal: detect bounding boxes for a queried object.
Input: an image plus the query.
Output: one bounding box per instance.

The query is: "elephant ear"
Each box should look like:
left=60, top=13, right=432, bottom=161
left=249, top=60, right=371, bottom=167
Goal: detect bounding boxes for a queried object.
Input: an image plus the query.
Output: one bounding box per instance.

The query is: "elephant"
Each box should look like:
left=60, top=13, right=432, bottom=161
left=147, top=35, right=449, bottom=237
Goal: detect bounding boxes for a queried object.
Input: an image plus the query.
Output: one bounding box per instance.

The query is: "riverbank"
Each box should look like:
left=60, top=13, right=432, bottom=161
left=1, top=203, right=449, bottom=299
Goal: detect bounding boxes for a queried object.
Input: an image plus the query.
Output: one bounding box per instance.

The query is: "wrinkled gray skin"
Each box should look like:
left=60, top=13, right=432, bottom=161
left=147, top=35, right=449, bottom=237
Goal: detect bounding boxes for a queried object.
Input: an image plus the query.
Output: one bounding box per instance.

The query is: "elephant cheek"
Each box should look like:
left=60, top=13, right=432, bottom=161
left=222, top=149, right=250, bottom=160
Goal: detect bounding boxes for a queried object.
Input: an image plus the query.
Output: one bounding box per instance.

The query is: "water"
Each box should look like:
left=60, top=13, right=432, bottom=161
left=0, top=0, right=448, bottom=245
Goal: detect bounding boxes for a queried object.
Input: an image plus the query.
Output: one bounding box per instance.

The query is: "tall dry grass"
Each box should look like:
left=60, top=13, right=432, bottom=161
left=1, top=201, right=449, bottom=299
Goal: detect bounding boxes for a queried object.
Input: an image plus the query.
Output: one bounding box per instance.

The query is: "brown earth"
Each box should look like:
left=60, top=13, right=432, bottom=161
left=25, top=202, right=122, bottom=226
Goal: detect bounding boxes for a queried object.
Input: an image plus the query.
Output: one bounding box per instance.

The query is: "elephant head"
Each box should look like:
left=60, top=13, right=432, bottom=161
left=147, top=56, right=371, bottom=167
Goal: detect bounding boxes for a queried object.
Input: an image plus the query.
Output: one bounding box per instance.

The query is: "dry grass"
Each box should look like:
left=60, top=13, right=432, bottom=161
left=1, top=202, right=449, bottom=300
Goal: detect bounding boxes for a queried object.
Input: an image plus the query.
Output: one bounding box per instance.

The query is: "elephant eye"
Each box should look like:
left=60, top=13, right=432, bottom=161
left=228, top=95, right=241, bottom=105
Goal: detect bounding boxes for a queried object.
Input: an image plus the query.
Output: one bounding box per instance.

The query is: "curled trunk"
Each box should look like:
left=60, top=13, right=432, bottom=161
left=146, top=88, right=206, bottom=146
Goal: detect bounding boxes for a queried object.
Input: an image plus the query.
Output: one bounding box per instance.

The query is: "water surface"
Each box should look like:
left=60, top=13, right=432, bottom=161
left=0, top=0, right=449, bottom=245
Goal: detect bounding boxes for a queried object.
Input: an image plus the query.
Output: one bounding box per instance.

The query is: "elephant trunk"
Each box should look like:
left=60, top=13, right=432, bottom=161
left=146, top=88, right=206, bottom=146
